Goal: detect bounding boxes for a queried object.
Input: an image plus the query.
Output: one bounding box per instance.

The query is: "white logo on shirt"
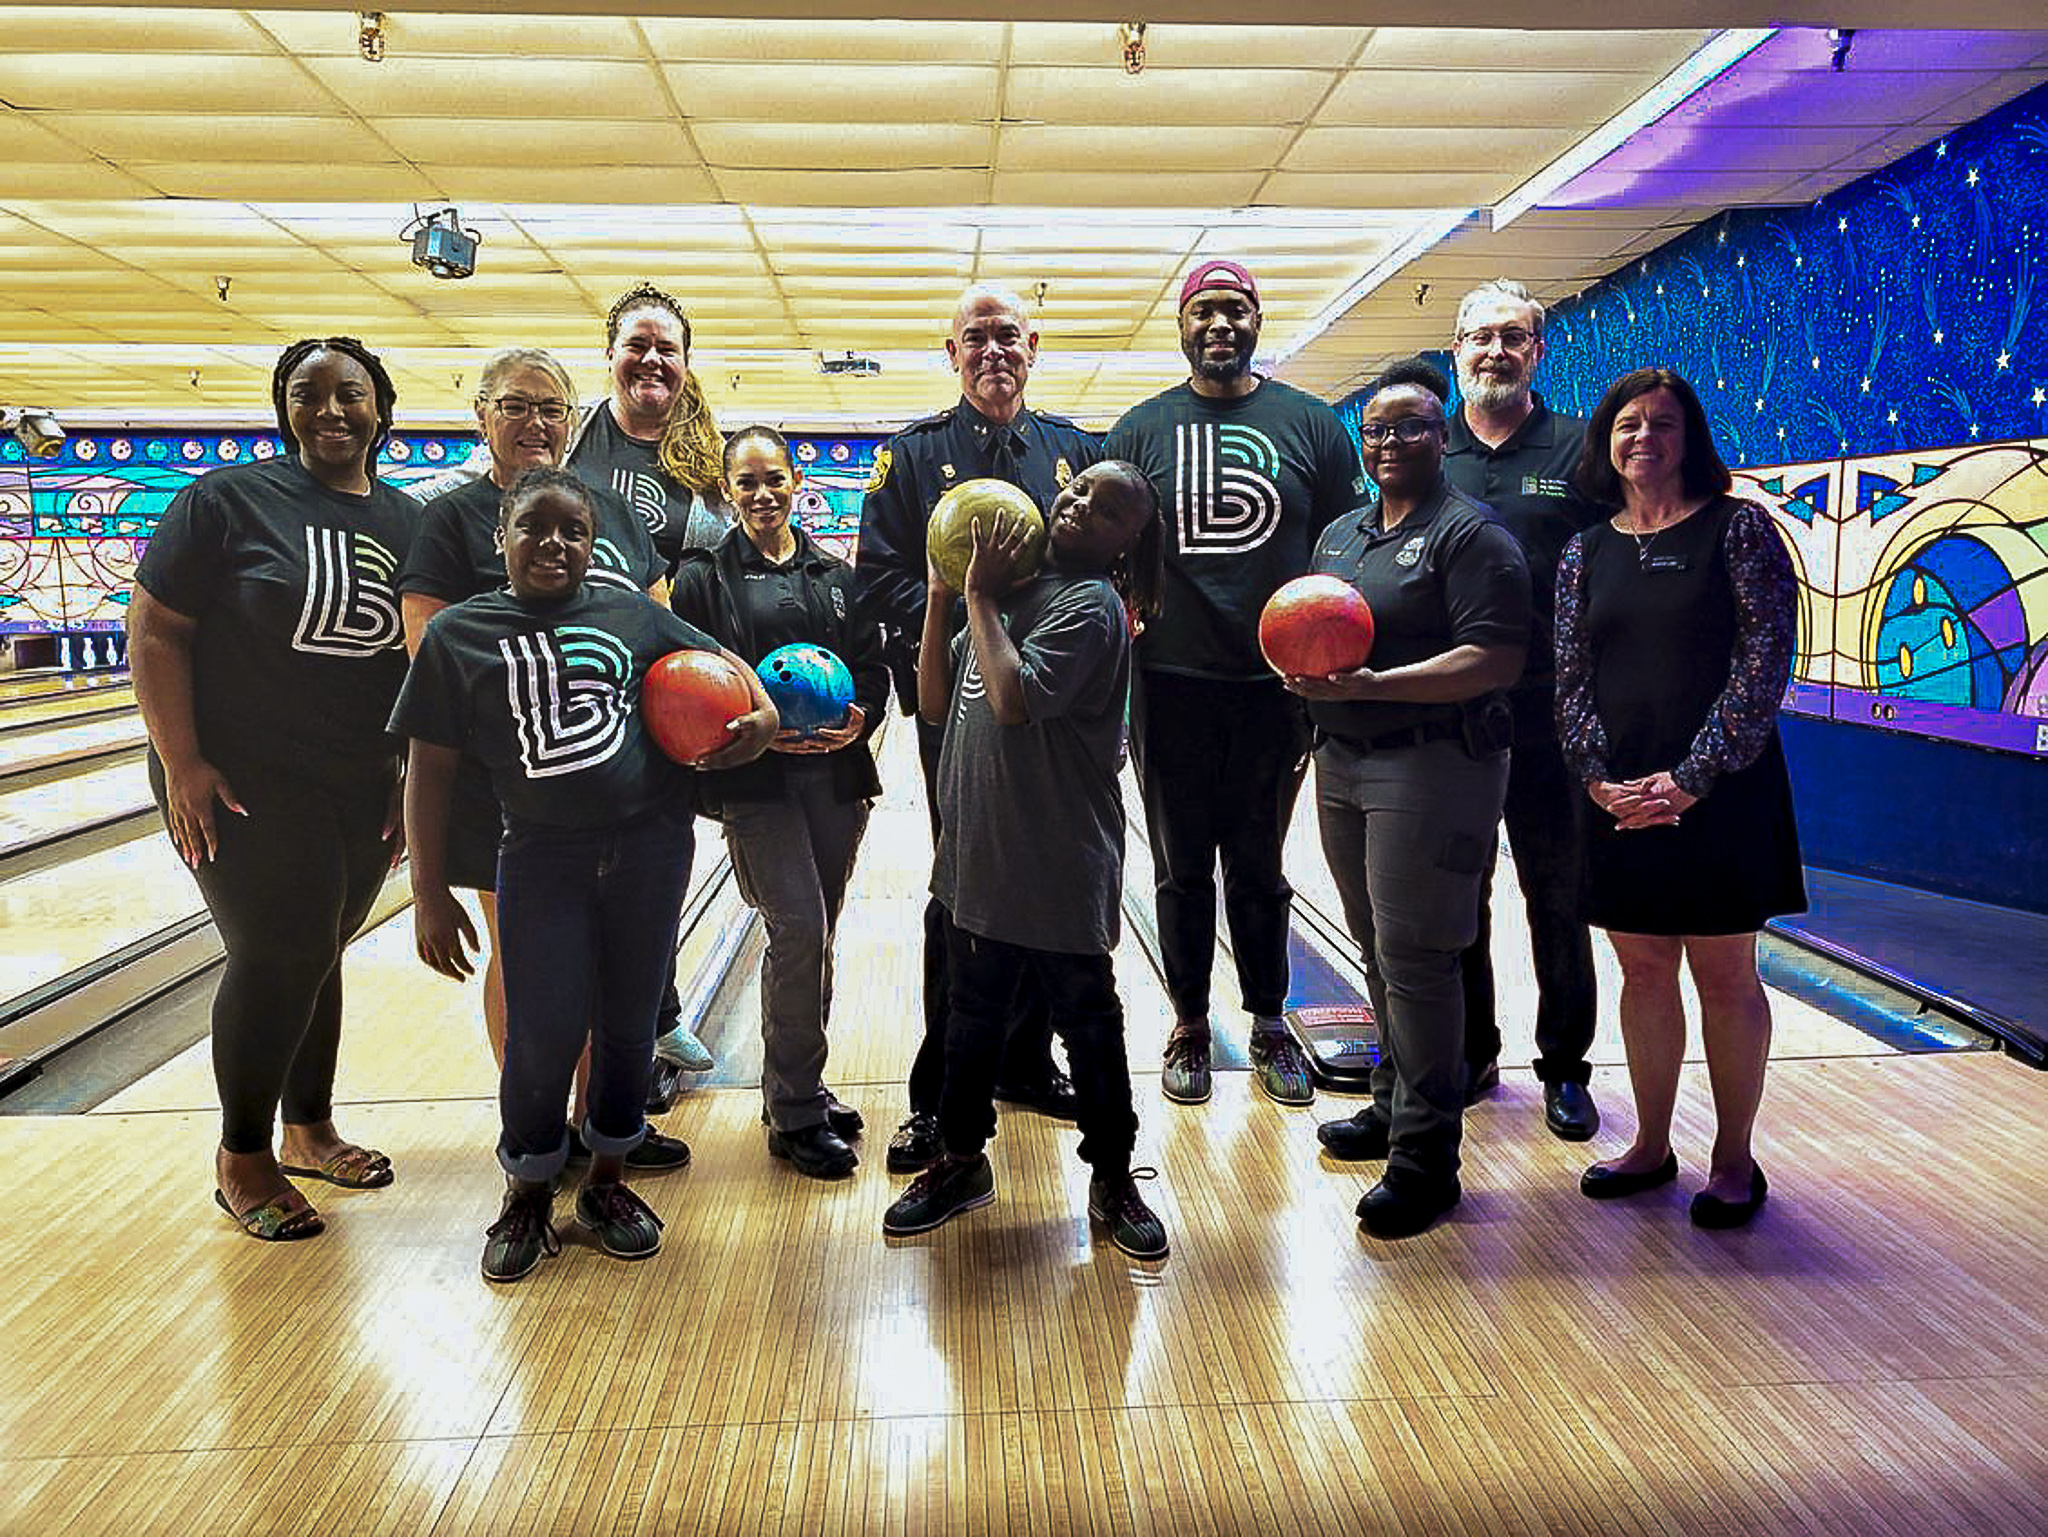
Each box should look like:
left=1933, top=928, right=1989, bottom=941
left=588, top=537, right=641, bottom=590
left=1173, top=422, right=1283, bottom=555
left=611, top=469, right=669, bottom=535
left=294, top=528, right=401, bottom=656
left=955, top=647, right=987, bottom=720
left=499, top=625, right=634, bottom=778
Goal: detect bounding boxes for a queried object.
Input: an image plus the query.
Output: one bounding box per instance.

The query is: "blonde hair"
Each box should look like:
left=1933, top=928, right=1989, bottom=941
left=607, top=281, right=723, bottom=495
left=475, top=346, right=576, bottom=409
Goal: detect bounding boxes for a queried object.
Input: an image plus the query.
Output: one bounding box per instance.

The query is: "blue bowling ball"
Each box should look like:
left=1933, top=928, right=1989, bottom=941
left=756, top=642, right=855, bottom=737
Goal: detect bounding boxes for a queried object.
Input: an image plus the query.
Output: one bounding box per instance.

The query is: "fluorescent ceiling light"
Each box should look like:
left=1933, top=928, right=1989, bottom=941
left=1266, top=207, right=1476, bottom=368
left=1489, top=27, right=1778, bottom=231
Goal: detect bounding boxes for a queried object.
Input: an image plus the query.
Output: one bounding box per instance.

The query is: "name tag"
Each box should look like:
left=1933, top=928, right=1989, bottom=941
left=1641, top=553, right=1691, bottom=574
left=1523, top=475, right=1571, bottom=497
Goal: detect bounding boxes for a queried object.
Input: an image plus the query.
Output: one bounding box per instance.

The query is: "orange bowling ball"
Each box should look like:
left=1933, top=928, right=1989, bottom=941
left=642, top=650, right=754, bottom=763
left=927, top=477, right=1046, bottom=592
left=1259, top=574, right=1376, bottom=677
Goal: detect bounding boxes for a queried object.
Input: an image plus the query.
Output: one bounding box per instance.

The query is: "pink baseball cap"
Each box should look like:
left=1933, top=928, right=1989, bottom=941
left=1179, top=259, right=1260, bottom=311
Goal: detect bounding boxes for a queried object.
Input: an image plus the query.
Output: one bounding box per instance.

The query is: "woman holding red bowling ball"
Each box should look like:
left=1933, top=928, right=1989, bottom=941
left=1556, top=367, right=1803, bottom=1229
left=128, top=336, right=414, bottom=1241
left=1283, top=358, right=1532, bottom=1240
left=669, top=426, right=889, bottom=1179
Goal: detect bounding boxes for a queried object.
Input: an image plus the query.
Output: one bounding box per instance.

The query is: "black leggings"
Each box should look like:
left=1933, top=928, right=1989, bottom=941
left=150, top=751, right=395, bottom=1154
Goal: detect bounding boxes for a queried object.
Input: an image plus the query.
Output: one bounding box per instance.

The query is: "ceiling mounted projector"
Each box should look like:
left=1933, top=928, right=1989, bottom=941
left=404, top=206, right=480, bottom=280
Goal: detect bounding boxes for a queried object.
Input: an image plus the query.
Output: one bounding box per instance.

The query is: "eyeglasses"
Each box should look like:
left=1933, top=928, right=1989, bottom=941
left=1457, top=327, right=1536, bottom=351
left=1359, top=419, right=1441, bottom=446
left=488, top=396, right=570, bottom=423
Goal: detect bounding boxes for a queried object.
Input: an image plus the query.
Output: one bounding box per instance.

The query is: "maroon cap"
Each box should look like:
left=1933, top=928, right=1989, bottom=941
left=1179, top=259, right=1260, bottom=311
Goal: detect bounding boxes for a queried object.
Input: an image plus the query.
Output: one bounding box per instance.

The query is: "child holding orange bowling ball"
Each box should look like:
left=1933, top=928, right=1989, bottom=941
left=883, top=461, right=1172, bottom=1259
left=392, top=468, right=776, bottom=1283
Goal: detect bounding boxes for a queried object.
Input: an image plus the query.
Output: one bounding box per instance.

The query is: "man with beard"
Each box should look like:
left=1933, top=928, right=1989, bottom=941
left=855, top=284, right=1099, bottom=1171
left=1443, top=280, right=1601, bottom=1140
left=1103, top=259, right=1363, bottom=1109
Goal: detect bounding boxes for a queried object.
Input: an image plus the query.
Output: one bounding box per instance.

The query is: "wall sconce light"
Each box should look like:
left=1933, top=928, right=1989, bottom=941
left=359, top=12, right=387, bottom=63
left=1120, top=22, right=1147, bottom=75
left=214, top=275, right=231, bottom=301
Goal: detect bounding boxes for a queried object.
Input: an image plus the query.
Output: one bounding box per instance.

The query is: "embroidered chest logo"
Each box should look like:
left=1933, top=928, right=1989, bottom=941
left=1172, top=422, right=1283, bottom=556
left=499, top=624, right=635, bottom=778
left=610, top=468, right=668, bottom=535
left=293, top=527, right=401, bottom=656
left=1395, top=534, right=1426, bottom=568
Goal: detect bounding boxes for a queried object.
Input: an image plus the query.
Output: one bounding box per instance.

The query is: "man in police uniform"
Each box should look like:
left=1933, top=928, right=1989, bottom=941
left=1442, top=279, right=1602, bottom=1141
left=855, top=283, right=1100, bottom=1171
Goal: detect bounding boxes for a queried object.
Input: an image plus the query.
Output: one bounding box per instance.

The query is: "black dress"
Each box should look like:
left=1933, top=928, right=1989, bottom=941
left=1557, top=496, right=1806, bottom=936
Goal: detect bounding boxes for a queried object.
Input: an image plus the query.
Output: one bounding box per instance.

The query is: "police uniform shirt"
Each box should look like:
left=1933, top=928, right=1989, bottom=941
left=1306, top=479, right=1531, bottom=744
left=392, top=586, right=719, bottom=829
left=568, top=404, right=728, bottom=570
left=1443, top=394, right=1598, bottom=691
left=853, top=399, right=1100, bottom=690
left=136, top=456, right=417, bottom=772
left=396, top=475, right=662, bottom=603
left=1103, top=378, right=1363, bottom=681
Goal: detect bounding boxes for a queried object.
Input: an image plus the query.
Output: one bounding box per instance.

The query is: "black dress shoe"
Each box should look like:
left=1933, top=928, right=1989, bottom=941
left=1544, top=1080, right=1601, bottom=1142
left=1690, top=1163, right=1768, bottom=1229
left=1463, top=1059, right=1500, bottom=1106
left=1356, top=1174, right=1460, bottom=1238
left=768, top=1122, right=859, bottom=1179
left=1315, top=1109, right=1390, bottom=1161
left=993, top=1067, right=1078, bottom=1122
left=886, top=1112, right=943, bottom=1173
left=823, top=1090, right=863, bottom=1139
left=1580, top=1151, right=1678, bottom=1199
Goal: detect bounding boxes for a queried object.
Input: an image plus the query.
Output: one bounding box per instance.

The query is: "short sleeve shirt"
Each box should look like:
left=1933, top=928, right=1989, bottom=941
left=391, top=585, right=720, bottom=828
left=1104, top=378, right=1364, bottom=680
left=568, top=404, right=728, bottom=569
left=396, top=475, right=662, bottom=603
left=1306, top=480, right=1531, bottom=742
left=135, top=456, right=417, bottom=772
left=932, top=572, right=1130, bottom=955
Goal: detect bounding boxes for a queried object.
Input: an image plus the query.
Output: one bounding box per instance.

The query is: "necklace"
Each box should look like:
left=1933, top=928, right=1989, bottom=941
left=1630, top=524, right=1664, bottom=567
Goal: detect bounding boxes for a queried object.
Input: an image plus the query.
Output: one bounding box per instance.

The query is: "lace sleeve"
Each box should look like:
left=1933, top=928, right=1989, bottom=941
left=1552, top=531, right=1611, bottom=784
left=1671, top=500, right=1797, bottom=797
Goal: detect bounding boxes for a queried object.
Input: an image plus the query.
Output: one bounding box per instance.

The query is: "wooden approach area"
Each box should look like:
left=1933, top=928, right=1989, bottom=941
left=2, top=723, right=2045, bottom=1535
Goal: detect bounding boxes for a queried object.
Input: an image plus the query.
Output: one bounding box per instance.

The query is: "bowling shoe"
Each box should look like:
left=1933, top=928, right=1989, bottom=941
left=1161, top=1022, right=1212, bottom=1105
left=1248, top=1028, right=1315, bottom=1106
left=882, top=1151, right=996, bottom=1237
left=993, top=1067, right=1078, bottom=1121
left=887, top=1112, right=943, bottom=1173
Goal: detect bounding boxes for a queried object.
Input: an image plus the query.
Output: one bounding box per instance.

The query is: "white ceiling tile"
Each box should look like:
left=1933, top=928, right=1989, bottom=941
left=0, top=55, right=314, bottom=113
left=997, top=124, right=1296, bottom=173
left=129, top=162, right=440, bottom=201
left=32, top=113, right=393, bottom=165
left=252, top=11, right=648, bottom=59
left=303, top=57, right=670, bottom=119
left=709, top=170, right=991, bottom=205
left=0, top=162, right=157, bottom=197
left=417, top=167, right=722, bottom=204
left=663, top=63, right=998, bottom=123
left=1257, top=171, right=1508, bottom=207
left=993, top=171, right=1267, bottom=205
left=375, top=119, right=702, bottom=168
left=1283, top=126, right=1579, bottom=174
left=696, top=123, right=993, bottom=171
left=0, top=9, right=275, bottom=53
left=640, top=18, right=1006, bottom=64
left=1010, top=23, right=1368, bottom=69
left=1357, top=28, right=1707, bottom=73
left=1004, top=66, right=1334, bottom=128
left=1320, top=69, right=1645, bottom=127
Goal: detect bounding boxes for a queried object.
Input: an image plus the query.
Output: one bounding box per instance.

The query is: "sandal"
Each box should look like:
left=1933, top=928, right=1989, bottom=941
left=214, top=1186, right=325, bottom=1242
left=280, top=1145, right=394, bottom=1190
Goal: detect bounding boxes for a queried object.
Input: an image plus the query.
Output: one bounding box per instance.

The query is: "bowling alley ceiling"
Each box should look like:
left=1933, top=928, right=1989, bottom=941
left=0, top=6, right=2045, bottom=427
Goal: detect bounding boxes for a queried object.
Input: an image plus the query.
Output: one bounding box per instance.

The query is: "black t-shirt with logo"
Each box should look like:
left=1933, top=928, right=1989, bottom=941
left=1306, top=479, right=1531, bottom=743
left=136, top=456, right=418, bottom=773
left=395, top=474, right=660, bottom=603
left=391, top=586, right=720, bottom=829
left=1444, top=395, right=1599, bottom=693
left=568, top=404, right=728, bottom=570
left=1104, top=378, right=1364, bottom=681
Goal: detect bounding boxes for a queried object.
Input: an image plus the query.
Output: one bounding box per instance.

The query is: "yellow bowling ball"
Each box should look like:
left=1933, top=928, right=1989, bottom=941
left=926, top=478, right=1047, bottom=592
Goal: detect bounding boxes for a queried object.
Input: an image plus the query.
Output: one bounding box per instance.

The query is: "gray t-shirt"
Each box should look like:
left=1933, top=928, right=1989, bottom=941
left=932, top=572, right=1131, bottom=955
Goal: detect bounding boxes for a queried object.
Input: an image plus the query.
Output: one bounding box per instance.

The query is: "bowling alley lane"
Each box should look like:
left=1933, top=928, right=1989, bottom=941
left=0, top=679, right=134, bottom=727
left=0, top=712, right=148, bottom=774
left=0, top=671, right=129, bottom=703
left=0, top=827, right=200, bottom=1005
left=0, top=757, right=152, bottom=857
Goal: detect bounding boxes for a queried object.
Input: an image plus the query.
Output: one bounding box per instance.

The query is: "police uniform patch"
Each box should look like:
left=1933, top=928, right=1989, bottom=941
left=865, top=448, right=891, bottom=493
left=1054, top=457, right=1073, bottom=487
left=1395, top=533, right=1426, bottom=568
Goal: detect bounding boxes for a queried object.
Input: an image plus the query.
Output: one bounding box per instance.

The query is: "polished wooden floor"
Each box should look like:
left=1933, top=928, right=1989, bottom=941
left=2, top=721, right=2045, bottom=1535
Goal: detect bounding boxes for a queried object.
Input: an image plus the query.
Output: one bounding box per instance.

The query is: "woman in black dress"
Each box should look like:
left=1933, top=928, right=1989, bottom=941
left=1555, top=367, right=1804, bottom=1229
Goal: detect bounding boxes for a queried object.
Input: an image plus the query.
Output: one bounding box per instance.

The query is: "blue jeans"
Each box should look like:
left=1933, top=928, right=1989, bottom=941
left=494, top=802, right=695, bottom=1182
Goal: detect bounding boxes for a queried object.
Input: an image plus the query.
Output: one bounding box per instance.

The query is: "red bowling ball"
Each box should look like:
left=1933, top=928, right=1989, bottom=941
left=642, top=650, right=755, bottom=763
left=1258, top=575, right=1376, bottom=677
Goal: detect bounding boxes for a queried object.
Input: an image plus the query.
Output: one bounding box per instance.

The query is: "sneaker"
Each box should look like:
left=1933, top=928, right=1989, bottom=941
left=573, top=1179, right=665, bottom=1260
left=886, top=1111, right=943, bottom=1173
left=881, top=1152, right=995, bottom=1236
left=768, top=1121, right=859, bottom=1179
left=1248, top=1028, right=1315, bottom=1106
left=1161, top=1022, right=1212, bottom=1105
left=1088, top=1167, right=1169, bottom=1261
left=655, top=1024, right=716, bottom=1073
left=481, top=1182, right=559, bottom=1283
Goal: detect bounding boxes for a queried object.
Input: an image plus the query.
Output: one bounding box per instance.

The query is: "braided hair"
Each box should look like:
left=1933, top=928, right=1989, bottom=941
left=1102, top=461, right=1165, bottom=626
left=497, top=465, right=595, bottom=535
left=604, top=282, right=724, bottom=496
left=270, top=335, right=396, bottom=471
